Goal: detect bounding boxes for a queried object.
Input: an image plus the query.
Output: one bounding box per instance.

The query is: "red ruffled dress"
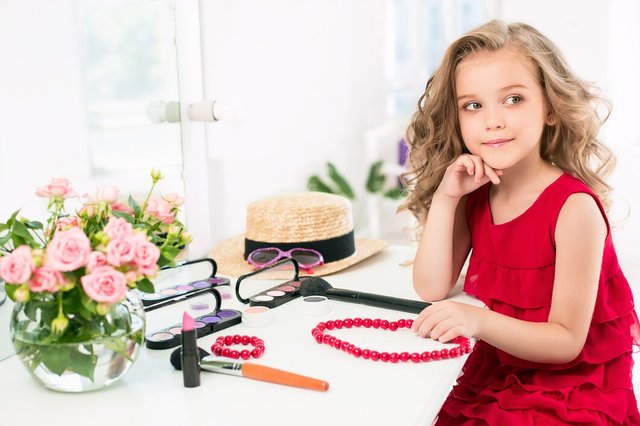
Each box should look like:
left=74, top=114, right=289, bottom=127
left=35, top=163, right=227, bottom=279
left=435, top=173, right=640, bottom=425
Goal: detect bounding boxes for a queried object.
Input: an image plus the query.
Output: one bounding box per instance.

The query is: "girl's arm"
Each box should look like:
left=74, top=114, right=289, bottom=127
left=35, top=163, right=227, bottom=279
left=412, top=194, right=471, bottom=301
left=413, top=154, right=501, bottom=301
left=412, top=193, right=606, bottom=364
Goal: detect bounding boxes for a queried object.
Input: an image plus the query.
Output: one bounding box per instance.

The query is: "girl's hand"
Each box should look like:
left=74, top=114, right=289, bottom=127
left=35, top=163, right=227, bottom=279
left=436, top=154, right=502, bottom=200
left=411, top=300, right=483, bottom=342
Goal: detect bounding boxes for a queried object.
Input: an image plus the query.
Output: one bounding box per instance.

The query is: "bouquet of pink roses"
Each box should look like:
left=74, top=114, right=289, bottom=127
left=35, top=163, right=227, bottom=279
left=0, top=170, right=190, bottom=383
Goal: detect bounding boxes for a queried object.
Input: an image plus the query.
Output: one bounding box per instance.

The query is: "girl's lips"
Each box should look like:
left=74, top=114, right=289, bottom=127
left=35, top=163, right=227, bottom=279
left=483, top=138, right=512, bottom=148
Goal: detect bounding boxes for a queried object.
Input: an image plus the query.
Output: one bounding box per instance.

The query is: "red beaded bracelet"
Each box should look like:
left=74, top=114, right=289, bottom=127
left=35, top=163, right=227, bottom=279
left=311, top=318, right=472, bottom=362
left=211, top=334, right=265, bottom=360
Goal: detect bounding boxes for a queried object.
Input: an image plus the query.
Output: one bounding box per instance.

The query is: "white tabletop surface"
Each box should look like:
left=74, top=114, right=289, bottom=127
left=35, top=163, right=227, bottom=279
left=0, top=245, right=483, bottom=426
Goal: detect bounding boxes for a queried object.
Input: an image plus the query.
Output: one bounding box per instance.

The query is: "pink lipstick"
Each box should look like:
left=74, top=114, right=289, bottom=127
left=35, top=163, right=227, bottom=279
left=181, top=311, right=201, bottom=388
left=483, top=138, right=512, bottom=148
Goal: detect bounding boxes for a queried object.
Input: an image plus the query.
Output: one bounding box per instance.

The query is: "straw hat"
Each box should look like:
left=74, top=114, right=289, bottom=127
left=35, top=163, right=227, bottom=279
left=210, top=192, right=388, bottom=279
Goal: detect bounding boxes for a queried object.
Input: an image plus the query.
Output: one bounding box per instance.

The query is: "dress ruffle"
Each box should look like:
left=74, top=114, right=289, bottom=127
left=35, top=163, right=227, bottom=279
left=436, top=174, right=640, bottom=425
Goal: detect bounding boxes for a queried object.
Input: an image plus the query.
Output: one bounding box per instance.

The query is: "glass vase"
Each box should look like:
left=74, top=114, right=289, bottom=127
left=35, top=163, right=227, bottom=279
left=9, top=291, right=145, bottom=392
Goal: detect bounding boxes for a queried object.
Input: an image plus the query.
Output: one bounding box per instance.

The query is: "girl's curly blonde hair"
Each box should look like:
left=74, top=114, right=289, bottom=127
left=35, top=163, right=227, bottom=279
left=401, top=20, right=615, bottom=230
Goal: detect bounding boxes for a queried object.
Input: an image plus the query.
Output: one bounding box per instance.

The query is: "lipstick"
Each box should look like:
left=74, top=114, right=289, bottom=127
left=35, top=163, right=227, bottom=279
left=181, top=311, right=201, bottom=388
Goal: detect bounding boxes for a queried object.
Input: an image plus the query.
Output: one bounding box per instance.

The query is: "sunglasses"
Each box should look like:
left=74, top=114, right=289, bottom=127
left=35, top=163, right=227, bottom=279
left=247, top=247, right=324, bottom=272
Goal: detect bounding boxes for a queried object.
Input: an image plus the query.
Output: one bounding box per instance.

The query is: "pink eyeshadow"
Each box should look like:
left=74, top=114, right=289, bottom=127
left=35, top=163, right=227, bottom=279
left=160, top=288, right=178, bottom=295
left=277, top=285, right=296, bottom=292
left=266, top=290, right=285, bottom=297
left=169, top=327, right=182, bottom=334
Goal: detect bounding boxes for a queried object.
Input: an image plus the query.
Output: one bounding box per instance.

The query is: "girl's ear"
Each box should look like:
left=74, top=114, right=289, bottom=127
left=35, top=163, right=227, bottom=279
left=546, top=112, right=557, bottom=126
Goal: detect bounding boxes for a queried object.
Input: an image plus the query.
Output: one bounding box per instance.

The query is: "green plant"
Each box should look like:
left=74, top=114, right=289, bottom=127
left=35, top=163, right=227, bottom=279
left=307, top=161, right=406, bottom=201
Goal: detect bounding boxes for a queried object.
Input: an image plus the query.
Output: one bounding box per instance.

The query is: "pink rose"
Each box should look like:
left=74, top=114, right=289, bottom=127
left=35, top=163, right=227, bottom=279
left=0, top=246, right=34, bottom=284
left=55, top=216, right=80, bottom=232
left=29, top=266, right=63, bottom=292
left=111, top=201, right=134, bottom=215
left=86, top=251, right=107, bottom=272
left=135, top=239, right=160, bottom=276
left=145, top=197, right=175, bottom=224
left=81, top=266, right=127, bottom=303
left=45, top=227, right=91, bottom=272
left=35, top=178, right=77, bottom=199
left=96, top=186, right=120, bottom=204
left=106, top=236, right=136, bottom=267
left=163, top=193, right=185, bottom=207
left=103, top=217, right=133, bottom=240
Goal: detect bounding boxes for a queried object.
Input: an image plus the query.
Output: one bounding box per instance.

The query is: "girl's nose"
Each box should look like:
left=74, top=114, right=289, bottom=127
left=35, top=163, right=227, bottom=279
left=485, top=107, right=505, bottom=130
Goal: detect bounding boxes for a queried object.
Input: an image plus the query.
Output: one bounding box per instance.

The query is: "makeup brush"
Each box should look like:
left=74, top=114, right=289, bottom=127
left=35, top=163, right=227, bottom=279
left=299, top=277, right=431, bottom=314
left=170, top=347, right=329, bottom=392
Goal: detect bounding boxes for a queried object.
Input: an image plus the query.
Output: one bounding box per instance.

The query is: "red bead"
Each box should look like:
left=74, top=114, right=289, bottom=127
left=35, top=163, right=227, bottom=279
left=343, top=318, right=353, bottom=328
left=420, top=351, right=431, bottom=362
left=222, top=348, right=231, bottom=357
left=372, top=319, right=381, bottom=328
left=389, top=321, right=398, bottom=331
left=216, top=336, right=225, bottom=344
left=241, top=335, right=250, bottom=345
left=449, top=347, right=460, bottom=357
left=389, top=352, right=399, bottom=363
left=380, top=352, right=390, bottom=362
left=224, top=335, right=233, bottom=345
left=328, top=336, right=336, bottom=345
left=255, top=339, right=264, bottom=346
left=213, top=346, right=222, bottom=356
left=353, top=317, right=363, bottom=327
left=430, top=350, right=441, bottom=360
left=232, top=335, right=241, bottom=344
left=340, top=341, right=350, bottom=351
left=399, top=352, right=410, bottom=362
left=361, top=349, right=371, bottom=359
left=405, top=319, right=414, bottom=328
left=255, top=345, right=265, bottom=352
left=363, top=318, right=372, bottom=328
left=440, top=349, right=450, bottom=359
left=410, top=352, right=421, bottom=363
left=251, top=336, right=259, bottom=345
left=325, top=320, right=335, bottom=330
left=323, top=335, right=331, bottom=344
left=240, top=350, right=250, bottom=360
left=315, top=334, right=323, bottom=343
left=334, top=319, right=343, bottom=329
left=333, top=339, right=342, bottom=349
left=380, top=320, right=389, bottom=330
left=352, top=347, right=362, bottom=357
left=250, top=348, right=262, bottom=358
left=316, top=322, right=326, bottom=330
left=370, top=351, right=380, bottom=361
left=229, top=350, right=240, bottom=359
left=397, top=319, right=406, bottom=328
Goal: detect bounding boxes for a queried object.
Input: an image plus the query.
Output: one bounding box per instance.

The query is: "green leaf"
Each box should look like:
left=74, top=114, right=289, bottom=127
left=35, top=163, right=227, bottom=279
left=383, top=187, right=407, bottom=200
left=68, top=346, right=97, bottom=381
left=306, top=176, right=335, bottom=194
left=11, top=220, right=35, bottom=247
left=136, top=277, right=155, bottom=294
left=327, top=163, right=355, bottom=199
left=111, top=210, right=135, bottom=222
left=366, top=161, right=386, bottom=193
left=128, top=195, right=141, bottom=217
left=41, top=346, right=71, bottom=376
left=24, top=220, right=44, bottom=230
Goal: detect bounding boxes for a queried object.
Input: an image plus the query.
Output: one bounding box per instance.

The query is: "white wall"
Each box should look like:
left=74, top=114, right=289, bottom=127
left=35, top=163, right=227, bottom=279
left=198, top=0, right=388, bottom=245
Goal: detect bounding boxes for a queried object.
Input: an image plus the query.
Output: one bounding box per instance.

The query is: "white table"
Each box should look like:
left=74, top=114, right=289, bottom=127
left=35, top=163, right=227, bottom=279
left=0, top=245, right=482, bottom=426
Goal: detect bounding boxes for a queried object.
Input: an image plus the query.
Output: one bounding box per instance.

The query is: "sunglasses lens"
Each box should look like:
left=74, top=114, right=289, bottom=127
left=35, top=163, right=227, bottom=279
left=289, top=249, right=322, bottom=267
left=249, top=248, right=280, bottom=265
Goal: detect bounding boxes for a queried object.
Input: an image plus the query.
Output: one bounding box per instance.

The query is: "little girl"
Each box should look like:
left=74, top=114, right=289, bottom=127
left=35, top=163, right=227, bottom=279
left=403, top=20, right=640, bottom=424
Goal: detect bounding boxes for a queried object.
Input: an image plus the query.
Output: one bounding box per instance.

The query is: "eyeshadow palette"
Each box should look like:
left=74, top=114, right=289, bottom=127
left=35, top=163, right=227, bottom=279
left=145, top=308, right=242, bottom=350
left=140, top=276, right=230, bottom=307
left=247, top=280, right=302, bottom=309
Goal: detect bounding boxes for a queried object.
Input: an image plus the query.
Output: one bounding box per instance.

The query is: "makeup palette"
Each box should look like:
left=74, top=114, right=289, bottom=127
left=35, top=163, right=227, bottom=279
left=145, top=308, right=242, bottom=350
left=246, top=280, right=302, bottom=309
left=140, top=276, right=230, bottom=307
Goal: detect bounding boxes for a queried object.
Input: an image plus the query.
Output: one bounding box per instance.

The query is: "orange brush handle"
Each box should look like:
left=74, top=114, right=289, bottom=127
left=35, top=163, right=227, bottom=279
left=241, top=363, right=329, bottom=392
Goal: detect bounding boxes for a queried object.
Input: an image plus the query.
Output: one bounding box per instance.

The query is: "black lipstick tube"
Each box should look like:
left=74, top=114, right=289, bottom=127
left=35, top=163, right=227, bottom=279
left=181, top=328, right=201, bottom=388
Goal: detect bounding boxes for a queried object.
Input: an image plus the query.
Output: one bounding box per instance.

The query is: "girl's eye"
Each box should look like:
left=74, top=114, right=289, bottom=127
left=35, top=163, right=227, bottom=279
left=504, top=95, right=522, bottom=105
left=462, top=101, right=482, bottom=111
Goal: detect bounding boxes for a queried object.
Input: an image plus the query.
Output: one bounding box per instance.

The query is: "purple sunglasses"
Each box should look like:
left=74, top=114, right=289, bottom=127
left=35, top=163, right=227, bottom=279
left=247, top=247, right=324, bottom=271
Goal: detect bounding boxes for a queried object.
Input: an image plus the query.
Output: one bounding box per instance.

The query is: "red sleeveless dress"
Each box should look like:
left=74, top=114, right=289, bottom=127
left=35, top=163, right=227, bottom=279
left=435, top=173, right=640, bottom=425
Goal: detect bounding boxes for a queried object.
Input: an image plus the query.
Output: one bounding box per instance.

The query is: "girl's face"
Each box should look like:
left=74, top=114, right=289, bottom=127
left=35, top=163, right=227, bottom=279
left=455, top=48, right=554, bottom=171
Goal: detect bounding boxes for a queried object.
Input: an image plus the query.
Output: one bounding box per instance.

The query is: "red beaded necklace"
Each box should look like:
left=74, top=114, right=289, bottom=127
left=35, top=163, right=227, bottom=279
left=311, top=317, right=472, bottom=362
